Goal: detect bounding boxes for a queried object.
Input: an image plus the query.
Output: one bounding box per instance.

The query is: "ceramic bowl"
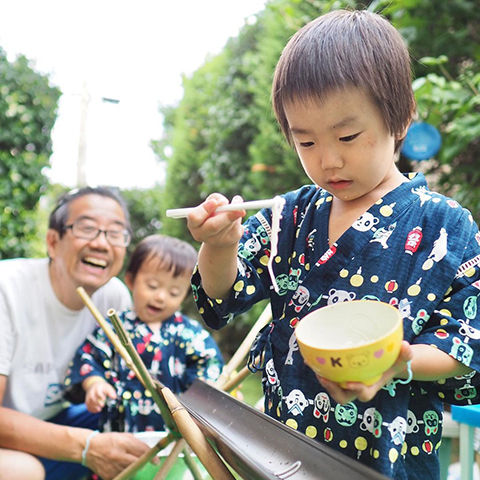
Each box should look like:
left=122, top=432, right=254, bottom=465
left=295, top=300, right=403, bottom=386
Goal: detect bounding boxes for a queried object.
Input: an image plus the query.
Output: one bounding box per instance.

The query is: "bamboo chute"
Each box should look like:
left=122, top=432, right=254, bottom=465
left=77, top=287, right=234, bottom=480
left=78, top=289, right=386, bottom=480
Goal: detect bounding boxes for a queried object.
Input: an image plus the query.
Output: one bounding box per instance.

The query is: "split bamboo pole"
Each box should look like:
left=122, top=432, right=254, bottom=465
left=162, top=388, right=234, bottom=479
left=181, top=444, right=205, bottom=480
left=107, top=309, right=234, bottom=480
left=222, top=360, right=258, bottom=393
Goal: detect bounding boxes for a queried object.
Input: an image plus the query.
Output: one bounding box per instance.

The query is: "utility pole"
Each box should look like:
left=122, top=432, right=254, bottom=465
left=77, top=82, right=91, bottom=187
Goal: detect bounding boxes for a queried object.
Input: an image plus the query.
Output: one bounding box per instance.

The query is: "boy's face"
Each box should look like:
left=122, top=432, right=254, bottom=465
left=285, top=88, right=405, bottom=205
left=125, top=257, right=191, bottom=328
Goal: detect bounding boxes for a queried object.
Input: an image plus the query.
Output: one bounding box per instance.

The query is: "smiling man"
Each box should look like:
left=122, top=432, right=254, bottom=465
left=0, top=187, right=152, bottom=480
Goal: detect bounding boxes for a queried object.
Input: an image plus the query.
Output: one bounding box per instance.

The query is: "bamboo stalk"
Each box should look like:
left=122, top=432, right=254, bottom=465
left=76, top=287, right=144, bottom=384
left=151, top=382, right=215, bottom=480
left=113, top=433, right=175, bottom=480
left=215, top=303, right=271, bottom=389
left=222, top=363, right=255, bottom=393
left=148, top=398, right=205, bottom=480
left=107, top=309, right=176, bottom=432
left=162, top=388, right=235, bottom=480
left=149, top=381, right=204, bottom=480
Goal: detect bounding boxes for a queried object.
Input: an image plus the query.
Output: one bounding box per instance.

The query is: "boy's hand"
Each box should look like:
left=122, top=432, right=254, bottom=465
left=187, top=193, right=246, bottom=247
left=314, top=341, right=413, bottom=404
left=85, top=380, right=117, bottom=413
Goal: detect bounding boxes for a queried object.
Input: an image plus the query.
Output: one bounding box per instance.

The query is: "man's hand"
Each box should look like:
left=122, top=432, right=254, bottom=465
left=84, top=432, right=153, bottom=480
left=85, top=381, right=117, bottom=414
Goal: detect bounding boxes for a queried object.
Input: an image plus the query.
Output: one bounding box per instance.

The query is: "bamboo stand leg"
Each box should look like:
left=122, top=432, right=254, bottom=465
left=182, top=446, right=205, bottom=480
left=151, top=440, right=204, bottom=480
left=113, top=434, right=175, bottom=480
left=152, top=439, right=186, bottom=480
left=215, top=303, right=271, bottom=389
left=222, top=361, right=258, bottom=393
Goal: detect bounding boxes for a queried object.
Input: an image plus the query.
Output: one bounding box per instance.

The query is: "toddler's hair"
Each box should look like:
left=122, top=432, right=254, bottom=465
left=127, top=234, right=197, bottom=281
left=272, top=9, right=416, bottom=152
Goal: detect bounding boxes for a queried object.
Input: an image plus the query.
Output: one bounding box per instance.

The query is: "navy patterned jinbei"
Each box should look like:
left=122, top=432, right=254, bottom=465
left=193, top=172, right=480, bottom=480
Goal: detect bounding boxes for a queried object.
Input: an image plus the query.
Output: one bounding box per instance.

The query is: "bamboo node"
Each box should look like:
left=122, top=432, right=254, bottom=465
left=171, top=405, right=185, bottom=415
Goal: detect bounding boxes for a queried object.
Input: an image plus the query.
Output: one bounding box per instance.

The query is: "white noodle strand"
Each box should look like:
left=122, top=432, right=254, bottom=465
left=268, top=196, right=286, bottom=293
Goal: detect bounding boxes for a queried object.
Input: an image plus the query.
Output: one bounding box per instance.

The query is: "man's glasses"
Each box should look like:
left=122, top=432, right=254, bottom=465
left=64, top=220, right=131, bottom=247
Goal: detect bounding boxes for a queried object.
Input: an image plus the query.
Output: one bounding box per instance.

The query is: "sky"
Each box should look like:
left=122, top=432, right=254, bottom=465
left=0, top=0, right=267, bottom=189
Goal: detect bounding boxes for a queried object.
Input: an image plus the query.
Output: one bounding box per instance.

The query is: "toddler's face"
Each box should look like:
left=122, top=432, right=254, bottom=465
left=126, top=258, right=191, bottom=328
left=284, top=87, right=404, bottom=206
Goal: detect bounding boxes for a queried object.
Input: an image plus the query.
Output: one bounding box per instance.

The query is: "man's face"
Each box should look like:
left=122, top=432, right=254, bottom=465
left=47, top=194, right=127, bottom=293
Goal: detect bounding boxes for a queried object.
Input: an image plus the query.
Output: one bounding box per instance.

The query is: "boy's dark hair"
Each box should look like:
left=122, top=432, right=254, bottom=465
left=272, top=9, right=416, bottom=153
left=126, top=234, right=198, bottom=281
left=48, top=186, right=131, bottom=237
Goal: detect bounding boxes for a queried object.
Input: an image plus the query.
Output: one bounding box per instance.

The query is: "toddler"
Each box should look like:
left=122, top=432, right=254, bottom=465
left=65, top=234, right=224, bottom=432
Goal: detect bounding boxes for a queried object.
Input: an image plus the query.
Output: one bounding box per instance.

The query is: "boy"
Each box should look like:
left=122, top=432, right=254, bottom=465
left=186, top=9, right=480, bottom=479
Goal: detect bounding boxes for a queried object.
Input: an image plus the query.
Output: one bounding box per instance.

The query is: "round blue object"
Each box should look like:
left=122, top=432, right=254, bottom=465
left=401, top=122, right=442, bottom=161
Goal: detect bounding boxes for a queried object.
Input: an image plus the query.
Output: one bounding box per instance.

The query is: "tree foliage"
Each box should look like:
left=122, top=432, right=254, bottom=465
left=377, top=0, right=480, bottom=216
left=155, top=0, right=479, bottom=222
left=411, top=58, right=480, bottom=215
left=0, top=48, right=61, bottom=259
left=152, top=0, right=479, bottom=335
left=121, top=186, right=164, bottom=253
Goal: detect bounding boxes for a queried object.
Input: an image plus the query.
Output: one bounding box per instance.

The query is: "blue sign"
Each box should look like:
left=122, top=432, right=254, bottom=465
left=401, top=122, right=442, bottom=161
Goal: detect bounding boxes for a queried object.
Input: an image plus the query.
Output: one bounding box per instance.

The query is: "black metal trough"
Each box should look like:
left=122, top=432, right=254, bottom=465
left=180, top=380, right=388, bottom=480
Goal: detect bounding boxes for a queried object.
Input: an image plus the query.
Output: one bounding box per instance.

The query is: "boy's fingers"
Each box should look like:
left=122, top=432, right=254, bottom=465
left=106, top=386, right=117, bottom=399
left=189, top=195, right=243, bottom=227
left=387, top=341, right=413, bottom=379
left=187, top=199, right=219, bottom=228
left=318, top=377, right=357, bottom=404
